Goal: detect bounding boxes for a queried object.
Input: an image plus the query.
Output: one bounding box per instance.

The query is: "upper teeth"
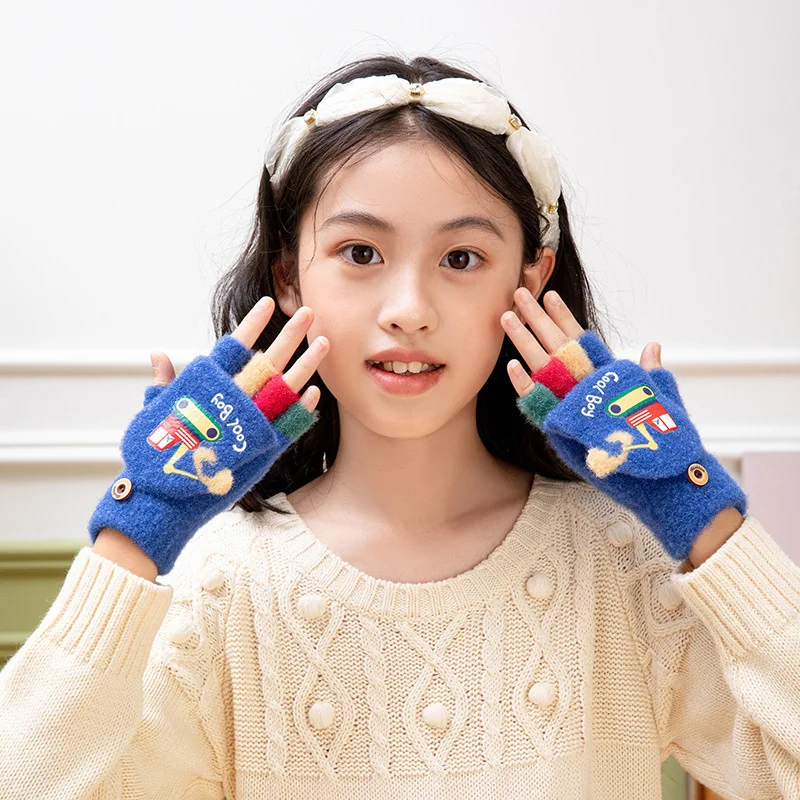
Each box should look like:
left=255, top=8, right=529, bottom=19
left=368, top=360, right=442, bottom=374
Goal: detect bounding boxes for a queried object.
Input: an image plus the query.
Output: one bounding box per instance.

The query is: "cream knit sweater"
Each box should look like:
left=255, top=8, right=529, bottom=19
left=1, top=475, right=799, bottom=799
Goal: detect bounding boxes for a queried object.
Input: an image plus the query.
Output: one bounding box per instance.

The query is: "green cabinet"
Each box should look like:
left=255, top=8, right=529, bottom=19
left=0, top=540, right=85, bottom=668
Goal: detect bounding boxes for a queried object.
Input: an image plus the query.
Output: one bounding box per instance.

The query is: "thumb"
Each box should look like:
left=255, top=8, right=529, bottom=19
left=639, top=341, right=662, bottom=371
left=150, top=351, right=176, bottom=386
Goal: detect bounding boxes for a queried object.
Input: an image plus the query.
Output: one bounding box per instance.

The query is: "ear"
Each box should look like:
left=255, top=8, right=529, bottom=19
left=512, top=247, right=556, bottom=311
left=275, top=282, right=301, bottom=317
left=272, top=251, right=302, bottom=317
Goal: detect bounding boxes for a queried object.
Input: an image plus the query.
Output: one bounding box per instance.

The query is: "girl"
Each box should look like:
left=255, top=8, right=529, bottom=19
left=1, top=54, right=799, bottom=799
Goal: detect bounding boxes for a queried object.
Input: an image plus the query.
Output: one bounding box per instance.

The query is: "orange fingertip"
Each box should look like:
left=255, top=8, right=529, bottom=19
left=233, top=351, right=280, bottom=397
left=553, top=339, right=594, bottom=381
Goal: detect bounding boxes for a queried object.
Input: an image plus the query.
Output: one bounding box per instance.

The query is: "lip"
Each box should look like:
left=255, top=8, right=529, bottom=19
left=366, top=348, right=445, bottom=366
left=365, top=361, right=446, bottom=395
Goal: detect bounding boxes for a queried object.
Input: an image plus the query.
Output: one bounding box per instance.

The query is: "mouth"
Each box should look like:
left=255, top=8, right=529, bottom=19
left=364, top=360, right=447, bottom=395
left=365, top=360, right=445, bottom=375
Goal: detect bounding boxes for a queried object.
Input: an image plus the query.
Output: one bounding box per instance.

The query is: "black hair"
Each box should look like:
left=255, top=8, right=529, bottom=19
left=210, top=53, right=608, bottom=515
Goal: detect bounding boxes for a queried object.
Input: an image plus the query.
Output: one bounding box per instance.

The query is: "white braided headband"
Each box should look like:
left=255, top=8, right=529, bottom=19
left=264, top=75, right=562, bottom=251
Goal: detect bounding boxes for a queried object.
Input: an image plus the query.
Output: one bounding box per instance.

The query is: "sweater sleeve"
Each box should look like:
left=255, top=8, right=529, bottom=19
left=609, top=510, right=800, bottom=799
left=0, top=542, right=231, bottom=798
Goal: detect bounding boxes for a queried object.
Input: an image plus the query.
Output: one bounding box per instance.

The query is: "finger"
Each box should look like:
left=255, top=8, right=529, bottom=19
left=639, top=341, right=663, bottom=370
left=297, top=385, right=321, bottom=413
left=231, top=296, right=276, bottom=350
left=149, top=351, right=176, bottom=386
left=234, top=306, right=314, bottom=397
left=514, top=287, right=571, bottom=352
left=542, top=291, right=585, bottom=339
left=502, top=310, right=550, bottom=373
left=283, top=335, right=329, bottom=392
left=507, top=359, right=536, bottom=398
left=261, top=306, right=316, bottom=376
left=233, top=307, right=320, bottom=397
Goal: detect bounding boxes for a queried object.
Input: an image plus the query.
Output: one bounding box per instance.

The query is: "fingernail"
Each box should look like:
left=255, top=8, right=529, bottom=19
left=503, top=312, right=520, bottom=329
left=518, top=287, right=533, bottom=304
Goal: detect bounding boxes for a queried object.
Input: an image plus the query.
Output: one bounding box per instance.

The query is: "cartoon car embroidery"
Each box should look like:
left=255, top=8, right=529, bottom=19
left=585, top=383, right=679, bottom=479
left=606, top=384, right=677, bottom=434
left=147, top=397, right=233, bottom=495
left=148, top=397, right=221, bottom=451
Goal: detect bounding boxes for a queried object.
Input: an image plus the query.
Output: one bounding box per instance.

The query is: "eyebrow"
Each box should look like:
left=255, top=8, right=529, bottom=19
left=318, top=210, right=506, bottom=242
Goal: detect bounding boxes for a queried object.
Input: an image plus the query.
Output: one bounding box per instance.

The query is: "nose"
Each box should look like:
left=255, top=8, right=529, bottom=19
left=376, top=266, right=438, bottom=332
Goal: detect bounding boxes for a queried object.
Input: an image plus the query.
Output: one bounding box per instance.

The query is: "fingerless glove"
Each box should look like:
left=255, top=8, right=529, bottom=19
left=88, top=334, right=319, bottom=575
left=517, top=331, right=747, bottom=561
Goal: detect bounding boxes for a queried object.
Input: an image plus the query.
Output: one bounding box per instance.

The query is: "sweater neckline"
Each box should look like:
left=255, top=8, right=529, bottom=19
left=260, top=474, right=566, bottom=618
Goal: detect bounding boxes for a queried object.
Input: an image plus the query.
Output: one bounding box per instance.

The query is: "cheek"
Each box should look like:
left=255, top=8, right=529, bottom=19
left=297, top=284, right=335, bottom=340
left=295, top=273, right=352, bottom=342
left=469, top=307, right=510, bottom=375
left=466, top=303, right=506, bottom=346
left=305, top=316, right=325, bottom=345
left=303, top=312, right=357, bottom=375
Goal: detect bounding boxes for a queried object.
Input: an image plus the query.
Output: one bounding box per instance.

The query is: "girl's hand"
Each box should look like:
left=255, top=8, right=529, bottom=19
left=501, top=287, right=748, bottom=563
left=148, top=297, right=329, bottom=413
left=501, top=288, right=662, bottom=397
left=91, top=297, right=330, bottom=577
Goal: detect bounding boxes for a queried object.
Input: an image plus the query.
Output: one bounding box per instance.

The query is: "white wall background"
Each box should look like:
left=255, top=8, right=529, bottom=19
left=1, top=0, right=798, bottom=543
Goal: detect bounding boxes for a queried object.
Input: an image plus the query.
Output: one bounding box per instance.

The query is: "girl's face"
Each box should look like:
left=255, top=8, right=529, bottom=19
left=276, top=139, right=553, bottom=438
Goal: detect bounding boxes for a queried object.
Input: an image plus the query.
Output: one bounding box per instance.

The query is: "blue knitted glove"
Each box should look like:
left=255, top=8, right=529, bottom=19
left=517, top=330, right=747, bottom=561
left=89, top=334, right=320, bottom=575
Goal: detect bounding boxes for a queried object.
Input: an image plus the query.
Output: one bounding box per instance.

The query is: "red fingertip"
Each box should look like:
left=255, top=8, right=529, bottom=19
left=531, top=358, right=578, bottom=398
left=253, top=374, right=300, bottom=420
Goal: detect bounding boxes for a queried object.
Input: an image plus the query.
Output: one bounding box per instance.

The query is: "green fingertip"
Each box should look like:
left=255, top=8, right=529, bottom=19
left=272, top=403, right=320, bottom=442
left=516, top=382, right=560, bottom=428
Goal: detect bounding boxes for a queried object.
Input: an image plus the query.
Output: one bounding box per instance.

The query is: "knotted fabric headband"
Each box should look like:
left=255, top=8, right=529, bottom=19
left=263, top=75, right=563, bottom=252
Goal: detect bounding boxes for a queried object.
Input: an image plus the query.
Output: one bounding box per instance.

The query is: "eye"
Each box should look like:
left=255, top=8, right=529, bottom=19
left=336, top=243, right=486, bottom=271
left=443, top=249, right=485, bottom=271
left=337, top=243, right=381, bottom=266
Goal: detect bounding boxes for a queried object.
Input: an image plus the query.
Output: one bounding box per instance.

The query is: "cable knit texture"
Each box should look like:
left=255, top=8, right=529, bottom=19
left=1, top=475, right=799, bottom=798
